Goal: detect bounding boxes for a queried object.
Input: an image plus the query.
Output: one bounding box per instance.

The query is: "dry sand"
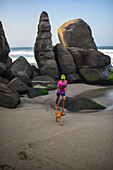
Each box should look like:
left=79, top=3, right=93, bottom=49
left=0, top=83, right=113, bottom=170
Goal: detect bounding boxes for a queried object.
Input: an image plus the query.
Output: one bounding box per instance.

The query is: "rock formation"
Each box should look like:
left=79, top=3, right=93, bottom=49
left=54, top=43, right=76, bottom=75
left=58, top=19, right=97, bottom=49
left=0, top=21, right=10, bottom=64
left=34, top=11, right=58, bottom=80
left=0, top=83, right=20, bottom=108
left=6, top=56, right=33, bottom=80
left=68, top=47, right=110, bottom=69
left=61, top=97, right=105, bottom=112
left=57, top=19, right=113, bottom=84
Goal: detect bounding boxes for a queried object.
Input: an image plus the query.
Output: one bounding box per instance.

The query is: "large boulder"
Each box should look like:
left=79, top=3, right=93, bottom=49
left=8, top=77, right=30, bottom=94
left=0, top=21, right=10, bottom=64
left=68, top=47, right=110, bottom=69
left=27, top=88, right=48, bottom=98
left=32, top=75, right=56, bottom=86
left=16, top=71, right=32, bottom=86
left=79, top=66, right=113, bottom=84
left=0, top=83, right=20, bottom=108
left=58, top=19, right=97, bottom=49
left=34, top=11, right=58, bottom=80
left=61, top=97, right=105, bottom=112
left=54, top=44, right=76, bottom=76
left=67, top=73, right=82, bottom=83
left=6, top=56, right=33, bottom=80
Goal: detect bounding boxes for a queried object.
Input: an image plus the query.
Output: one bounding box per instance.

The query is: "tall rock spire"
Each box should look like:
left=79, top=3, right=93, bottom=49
left=34, top=11, right=58, bottom=80
left=0, top=21, right=10, bottom=63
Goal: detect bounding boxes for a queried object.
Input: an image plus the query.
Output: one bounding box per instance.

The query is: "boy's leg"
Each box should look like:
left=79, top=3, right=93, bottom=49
left=62, top=96, right=66, bottom=111
left=55, top=96, right=59, bottom=109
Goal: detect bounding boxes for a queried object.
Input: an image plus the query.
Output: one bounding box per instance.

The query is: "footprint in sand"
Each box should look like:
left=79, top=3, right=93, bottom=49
left=0, top=165, right=15, bottom=170
left=18, top=151, right=28, bottom=160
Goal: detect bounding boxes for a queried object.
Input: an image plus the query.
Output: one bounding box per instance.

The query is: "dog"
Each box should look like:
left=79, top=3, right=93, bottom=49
left=54, top=109, right=66, bottom=126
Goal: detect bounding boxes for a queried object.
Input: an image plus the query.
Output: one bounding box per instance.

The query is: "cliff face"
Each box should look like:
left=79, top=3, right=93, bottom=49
left=34, top=11, right=58, bottom=80
left=0, top=21, right=10, bottom=64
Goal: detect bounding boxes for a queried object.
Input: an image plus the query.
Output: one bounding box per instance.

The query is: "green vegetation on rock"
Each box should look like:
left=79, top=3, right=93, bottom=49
left=107, top=73, right=113, bottom=81
left=87, top=78, right=98, bottom=82
left=36, top=89, right=48, bottom=96
left=95, top=102, right=106, bottom=109
left=45, top=85, right=57, bottom=90
left=108, top=68, right=113, bottom=73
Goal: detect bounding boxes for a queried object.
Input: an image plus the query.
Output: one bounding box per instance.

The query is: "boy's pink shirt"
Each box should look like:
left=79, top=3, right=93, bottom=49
left=57, top=80, right=67, bottom=94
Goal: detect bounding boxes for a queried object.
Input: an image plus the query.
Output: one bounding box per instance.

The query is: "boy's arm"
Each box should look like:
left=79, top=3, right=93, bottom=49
left=57, top=86, right=60, bottom=92
left=65, top=85, right=67, bottom=92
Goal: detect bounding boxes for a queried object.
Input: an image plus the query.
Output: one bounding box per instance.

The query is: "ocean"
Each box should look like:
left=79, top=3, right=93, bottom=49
left=9, top=46, right=113, bottom=66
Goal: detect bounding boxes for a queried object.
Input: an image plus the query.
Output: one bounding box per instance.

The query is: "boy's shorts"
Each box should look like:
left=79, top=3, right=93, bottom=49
left=57, top=92, right=65, bottom=97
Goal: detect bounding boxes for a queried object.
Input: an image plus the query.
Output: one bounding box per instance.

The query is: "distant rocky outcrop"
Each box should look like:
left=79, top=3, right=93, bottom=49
left=58, top=19, right=97, bottom=49
left=34, top=11, right=58, bottom=80
left=0, top=21, right=10, bottom=64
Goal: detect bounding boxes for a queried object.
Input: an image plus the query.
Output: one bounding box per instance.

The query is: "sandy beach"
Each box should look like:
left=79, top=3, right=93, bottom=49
left=0, top=83, right=113, bottom=170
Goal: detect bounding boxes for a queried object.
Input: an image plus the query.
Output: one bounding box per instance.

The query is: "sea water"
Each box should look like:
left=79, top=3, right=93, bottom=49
left=9, top=46, right=113, bottom=66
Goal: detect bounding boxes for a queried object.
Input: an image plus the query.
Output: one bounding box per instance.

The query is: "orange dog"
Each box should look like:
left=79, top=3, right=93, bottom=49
left=54, top=109, right=66, bottom=126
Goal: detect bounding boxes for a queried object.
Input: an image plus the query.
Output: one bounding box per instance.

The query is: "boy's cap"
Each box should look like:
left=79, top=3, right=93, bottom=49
left=61, top=74, right=65, bottom=79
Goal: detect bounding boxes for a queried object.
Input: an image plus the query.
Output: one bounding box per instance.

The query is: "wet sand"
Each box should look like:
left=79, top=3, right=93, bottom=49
left=0, top=83, right=113, bottom=170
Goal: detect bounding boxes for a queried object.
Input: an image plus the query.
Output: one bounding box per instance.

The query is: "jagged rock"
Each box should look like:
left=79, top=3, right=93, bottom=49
left=79, top=67, right=113, bottom=84
left=32, top=75, right=56, bottom=86
left=8, top=77, right=29, bottom=94
left=0, top=77, right=9, bottom=84
left=0, top=83, right=20, bottom=108
left=31, top=65, right=40, bottom=78
left=67, top=73, right=82, bottom=83
left=16, top=71, right=32, bottom=86
left=34, top=11, right=58, bottom=80
left=68, top=47, right=110, bottom=68
left=0, top=62, right=7, bottom=76
left=58, top=19, right=97, bottom=49
left=60, top=97, right=105, bottom=112
left=27, top=88, right=48, bottom=98
left=54, top=44, right=76, bottom=76
left=6, top=56, right=12, bottom=68
left=6, top=56, right=33, bottom=80
left=0, top=21, right=10, bottom=64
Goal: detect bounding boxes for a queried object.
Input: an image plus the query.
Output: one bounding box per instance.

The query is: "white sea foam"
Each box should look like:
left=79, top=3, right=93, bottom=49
left=9, top=50, right=34, bottom=56
left=98, top=49, right=113, bottom=65
left=9, top=48, right=36, bottom=64
left=9, top=47, right=113, bottom=66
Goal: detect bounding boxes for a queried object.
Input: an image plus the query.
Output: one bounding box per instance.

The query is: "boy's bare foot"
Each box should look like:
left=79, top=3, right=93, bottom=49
left=62, top=108, right=67, bottom=111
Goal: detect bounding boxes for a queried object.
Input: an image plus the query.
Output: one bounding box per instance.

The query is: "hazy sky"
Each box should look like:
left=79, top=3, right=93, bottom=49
left=0, top=0, right=113, bottom=47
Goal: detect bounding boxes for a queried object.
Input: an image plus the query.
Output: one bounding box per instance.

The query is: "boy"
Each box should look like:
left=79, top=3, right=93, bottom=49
left=55, top=74, right=67, bottom=111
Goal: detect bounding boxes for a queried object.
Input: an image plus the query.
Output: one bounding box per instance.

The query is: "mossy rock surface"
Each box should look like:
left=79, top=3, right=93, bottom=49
left=60, top=97, right=106, bottom=112
left=45, top=85, right=57, bottom=90
left=27, top=88, right=48, bottom=98
left=87, top=73, right=113, bottom=84
left=95, top=102, right=106, bottom=109
left=79, top=67, right=113, bottom=85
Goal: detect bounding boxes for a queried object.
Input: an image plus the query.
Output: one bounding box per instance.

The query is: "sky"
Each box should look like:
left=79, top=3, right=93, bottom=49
left=0, top=0, right=113, bottom=47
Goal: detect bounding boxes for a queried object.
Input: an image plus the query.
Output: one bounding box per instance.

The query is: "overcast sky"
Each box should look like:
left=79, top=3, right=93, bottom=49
left=0, top=0, right=113, bottom=47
